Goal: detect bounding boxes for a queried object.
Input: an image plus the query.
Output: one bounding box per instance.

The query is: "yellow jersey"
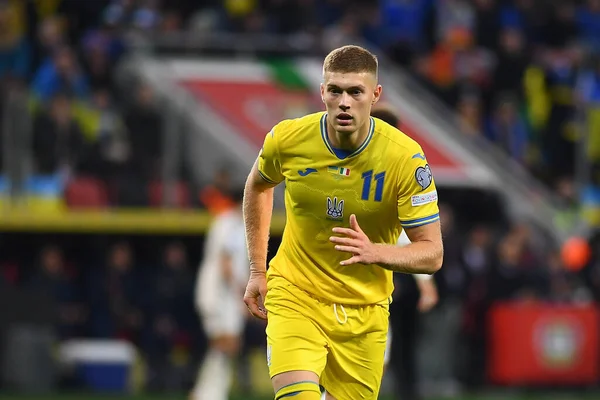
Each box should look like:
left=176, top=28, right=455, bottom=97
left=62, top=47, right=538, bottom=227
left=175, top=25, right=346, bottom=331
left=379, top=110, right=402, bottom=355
left=257, top=112, right=439, bottom=305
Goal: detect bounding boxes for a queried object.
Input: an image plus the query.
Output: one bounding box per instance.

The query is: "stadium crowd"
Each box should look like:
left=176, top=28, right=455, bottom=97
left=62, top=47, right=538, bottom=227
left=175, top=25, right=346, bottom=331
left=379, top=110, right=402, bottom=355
left=2, top=0, right=600, bottom=203
left=0, top=0, right=599, bottom=395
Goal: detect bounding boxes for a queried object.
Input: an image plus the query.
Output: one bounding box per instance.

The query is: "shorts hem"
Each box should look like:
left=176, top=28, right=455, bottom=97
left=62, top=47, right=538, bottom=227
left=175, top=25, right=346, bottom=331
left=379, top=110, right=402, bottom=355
left=268, top=365, right=321, bottom=380
left=320, top=384, right=345, bottom=400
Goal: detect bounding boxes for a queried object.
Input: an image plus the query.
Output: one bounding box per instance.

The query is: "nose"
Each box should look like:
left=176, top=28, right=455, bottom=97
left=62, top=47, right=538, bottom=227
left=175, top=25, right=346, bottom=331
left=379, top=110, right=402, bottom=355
left=339, top=93, right=351, bottom=110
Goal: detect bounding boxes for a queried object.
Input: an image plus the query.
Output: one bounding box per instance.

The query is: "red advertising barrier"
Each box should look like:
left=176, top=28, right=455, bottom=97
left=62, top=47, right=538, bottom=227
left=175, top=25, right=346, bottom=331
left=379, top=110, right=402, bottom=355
left=488, top=302, right=600, bottom=385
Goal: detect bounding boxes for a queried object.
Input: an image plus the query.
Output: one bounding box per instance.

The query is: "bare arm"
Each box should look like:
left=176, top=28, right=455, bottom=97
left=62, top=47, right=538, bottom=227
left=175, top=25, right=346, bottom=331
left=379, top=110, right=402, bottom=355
left=331, top=215, right=443, bottom=274
left=243, top=159, right=278, bottom=272
left=376, top=221, right=443, bottom=274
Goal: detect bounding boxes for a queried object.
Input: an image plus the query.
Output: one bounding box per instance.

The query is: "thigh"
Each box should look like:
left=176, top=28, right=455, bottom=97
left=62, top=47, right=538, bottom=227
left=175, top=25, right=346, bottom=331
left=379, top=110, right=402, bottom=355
left=265, top=277, right=328, bottom=379
left=321, top=305, right=389, bottom=400
left=384, top=325, right=392, bottom=367
left=202, top=306, right=244, bottom=339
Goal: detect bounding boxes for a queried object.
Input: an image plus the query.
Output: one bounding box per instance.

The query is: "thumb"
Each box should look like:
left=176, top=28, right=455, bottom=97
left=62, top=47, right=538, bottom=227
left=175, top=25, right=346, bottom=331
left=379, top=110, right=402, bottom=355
left=349, top=214, right=362, bottom=232
left=259, top=281, right=267, bottom=300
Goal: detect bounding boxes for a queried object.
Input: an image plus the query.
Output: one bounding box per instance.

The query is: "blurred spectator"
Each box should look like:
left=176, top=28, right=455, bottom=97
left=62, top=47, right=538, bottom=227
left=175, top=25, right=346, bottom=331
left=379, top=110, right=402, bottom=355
left=32, top=91, right=86, bottom=176
left=31, top=16, right=65, bottom=75
left=80, top=14, right=126, bottom=92
left=545, top=250, right=577, bottom=303
left=26, top=245, right=86, bottom=339
left=473, top=0, right=500, bottom=51
left=378, top=0, right=433, bottom=53
left=460, top=225, right=493, bottom=387
left=0, top=0, right=30, bottom=82
left=576, top=0, right=600, bottom=52
left=543, top=1, right=578, bottom=48
left=435, top=0, right=475, bottom=48
left=84, top=88, right=130, bottom=180
left=583, top=232, right=600, bottom=302
left=540, top=44, right=582, bottom=178
left=437, top=203, right=466, bottom=300
left=485, top=94, right=530, bottom=164
left=487, top=232, right=536, bottom=301
left=123, top=82, right=163, bottom=181
left=492, top=28, right=528, bottom=99
left=199, top=168, right=235, bottom=215
left=456, top=92, right=483, bottom=136
left=145, top=241, right=196, bottom=390
left=87, top=241, right=147, bottom=342
left=31, top=46, right=89, bottom=102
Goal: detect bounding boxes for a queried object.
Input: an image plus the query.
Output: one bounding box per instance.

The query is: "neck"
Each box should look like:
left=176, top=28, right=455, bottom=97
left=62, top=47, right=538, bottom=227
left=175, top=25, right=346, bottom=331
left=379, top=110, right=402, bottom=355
left=326, top=117, right=370, bottom=150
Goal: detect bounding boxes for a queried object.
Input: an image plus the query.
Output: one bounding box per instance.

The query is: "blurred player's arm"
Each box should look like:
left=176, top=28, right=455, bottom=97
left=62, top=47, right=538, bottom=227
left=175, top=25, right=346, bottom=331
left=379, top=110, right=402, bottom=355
left=220, top=251, right=234, bottom=286
left=414, top=273, right=438, bottom=312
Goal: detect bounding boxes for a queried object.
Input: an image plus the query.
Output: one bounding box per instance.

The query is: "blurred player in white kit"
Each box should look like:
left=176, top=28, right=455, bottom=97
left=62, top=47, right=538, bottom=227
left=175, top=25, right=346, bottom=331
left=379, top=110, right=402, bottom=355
left=191, top=189, right=248, bottom=400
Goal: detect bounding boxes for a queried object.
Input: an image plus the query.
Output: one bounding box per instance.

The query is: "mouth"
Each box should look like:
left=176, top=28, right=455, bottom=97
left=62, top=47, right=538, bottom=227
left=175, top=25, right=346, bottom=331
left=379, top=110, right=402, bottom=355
left=336, top=113, right=353, bottom=125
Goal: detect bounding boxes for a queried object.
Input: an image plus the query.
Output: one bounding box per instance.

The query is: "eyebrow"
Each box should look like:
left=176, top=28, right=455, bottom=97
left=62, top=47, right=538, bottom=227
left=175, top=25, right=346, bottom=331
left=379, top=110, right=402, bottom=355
left=326, top=84, right=366, bottom=91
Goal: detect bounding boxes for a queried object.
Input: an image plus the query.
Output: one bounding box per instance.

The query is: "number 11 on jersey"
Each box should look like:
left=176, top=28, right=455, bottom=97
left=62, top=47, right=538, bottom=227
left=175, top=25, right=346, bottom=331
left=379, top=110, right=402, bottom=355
left=361, top=170, right=386, bottom=202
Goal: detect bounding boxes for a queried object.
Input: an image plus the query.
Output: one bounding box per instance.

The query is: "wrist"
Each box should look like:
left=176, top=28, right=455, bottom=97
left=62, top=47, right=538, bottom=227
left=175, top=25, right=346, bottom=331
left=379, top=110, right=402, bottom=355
left=249, top=261, right=267, bottom=273
left=374, top=243, right=391, bottom=265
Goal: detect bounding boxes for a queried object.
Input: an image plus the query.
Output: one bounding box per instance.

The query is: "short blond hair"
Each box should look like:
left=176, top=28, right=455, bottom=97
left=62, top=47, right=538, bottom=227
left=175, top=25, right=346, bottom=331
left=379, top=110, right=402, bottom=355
left=323, top=45, right=378, bottom=79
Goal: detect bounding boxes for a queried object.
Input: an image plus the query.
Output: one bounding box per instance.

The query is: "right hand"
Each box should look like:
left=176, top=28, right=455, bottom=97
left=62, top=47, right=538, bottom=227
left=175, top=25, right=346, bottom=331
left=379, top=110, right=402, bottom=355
left=243, top=269, right=268, bottom=320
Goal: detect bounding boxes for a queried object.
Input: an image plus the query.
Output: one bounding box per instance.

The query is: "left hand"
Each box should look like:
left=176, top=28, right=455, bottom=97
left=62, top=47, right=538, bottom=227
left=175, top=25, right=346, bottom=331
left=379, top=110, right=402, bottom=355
left=330, top=214, right=378, bottom=266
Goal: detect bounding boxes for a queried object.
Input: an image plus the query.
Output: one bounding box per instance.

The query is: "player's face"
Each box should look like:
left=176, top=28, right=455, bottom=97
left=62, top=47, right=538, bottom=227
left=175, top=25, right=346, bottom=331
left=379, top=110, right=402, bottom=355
left=321, top=71, right=382, bottom=135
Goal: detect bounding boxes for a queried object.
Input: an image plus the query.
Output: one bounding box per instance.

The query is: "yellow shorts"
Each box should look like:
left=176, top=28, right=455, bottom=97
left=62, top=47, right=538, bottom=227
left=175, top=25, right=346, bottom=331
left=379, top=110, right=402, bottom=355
left=265, top=275, right=389, bottom=400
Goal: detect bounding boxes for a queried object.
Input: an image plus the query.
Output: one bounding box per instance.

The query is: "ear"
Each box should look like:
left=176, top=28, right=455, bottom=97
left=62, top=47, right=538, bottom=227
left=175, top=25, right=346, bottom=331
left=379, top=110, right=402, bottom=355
left=320, top=82, right=325, bottom=102
left=372, top=84, right=383, bottom=105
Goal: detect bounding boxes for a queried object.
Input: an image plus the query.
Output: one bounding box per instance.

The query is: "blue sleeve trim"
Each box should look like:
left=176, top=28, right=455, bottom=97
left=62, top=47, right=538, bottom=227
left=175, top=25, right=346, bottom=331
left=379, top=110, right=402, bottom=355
left=258, top=169, right=279, bottom=184
left=400, top=213, right=440, bottom=228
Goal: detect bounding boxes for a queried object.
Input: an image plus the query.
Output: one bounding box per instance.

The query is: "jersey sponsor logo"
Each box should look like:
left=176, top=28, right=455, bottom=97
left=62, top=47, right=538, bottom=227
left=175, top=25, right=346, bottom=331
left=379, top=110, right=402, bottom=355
left=298, top=168, right=318, bottom=176
left=326, top=196, right=344, bottom=220
left=415, top=164, right=433, bottom=190
left=411, top=190, right=438, bottom=206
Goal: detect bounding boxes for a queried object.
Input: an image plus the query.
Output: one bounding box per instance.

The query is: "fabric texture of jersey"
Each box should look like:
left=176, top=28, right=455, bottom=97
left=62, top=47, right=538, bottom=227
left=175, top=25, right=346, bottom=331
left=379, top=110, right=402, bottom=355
left=258, top=112, right=439, bottom=305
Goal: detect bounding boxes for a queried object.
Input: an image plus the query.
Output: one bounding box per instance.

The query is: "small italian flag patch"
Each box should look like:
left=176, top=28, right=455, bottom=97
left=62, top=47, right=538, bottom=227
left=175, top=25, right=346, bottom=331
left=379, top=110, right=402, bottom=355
left=328, top=166, right=350, bottom=176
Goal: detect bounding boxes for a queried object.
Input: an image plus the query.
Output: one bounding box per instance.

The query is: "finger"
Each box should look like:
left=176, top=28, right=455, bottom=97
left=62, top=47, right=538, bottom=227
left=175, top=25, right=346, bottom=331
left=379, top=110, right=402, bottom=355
left=334, top=245, right=360, bottom=254
left=259, top=284, right=267, bottom=302
left=340, top=255, right=362, bottom=266
left=329, top=236, right=361, bottom=247
left=331, top=227, right=360, bottom=237
left=349, top=214, right=363, bottom=233
left=258, top=285, right=268, bottom=318
left=244, top=297, right=267, bottom=320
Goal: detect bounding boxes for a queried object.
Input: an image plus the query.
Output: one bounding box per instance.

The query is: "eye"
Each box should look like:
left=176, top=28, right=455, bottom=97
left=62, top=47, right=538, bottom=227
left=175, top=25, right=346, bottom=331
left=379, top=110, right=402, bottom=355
left=352, top=89, right=362, bottom=96
left=329, top=88, right=341, bottom=94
